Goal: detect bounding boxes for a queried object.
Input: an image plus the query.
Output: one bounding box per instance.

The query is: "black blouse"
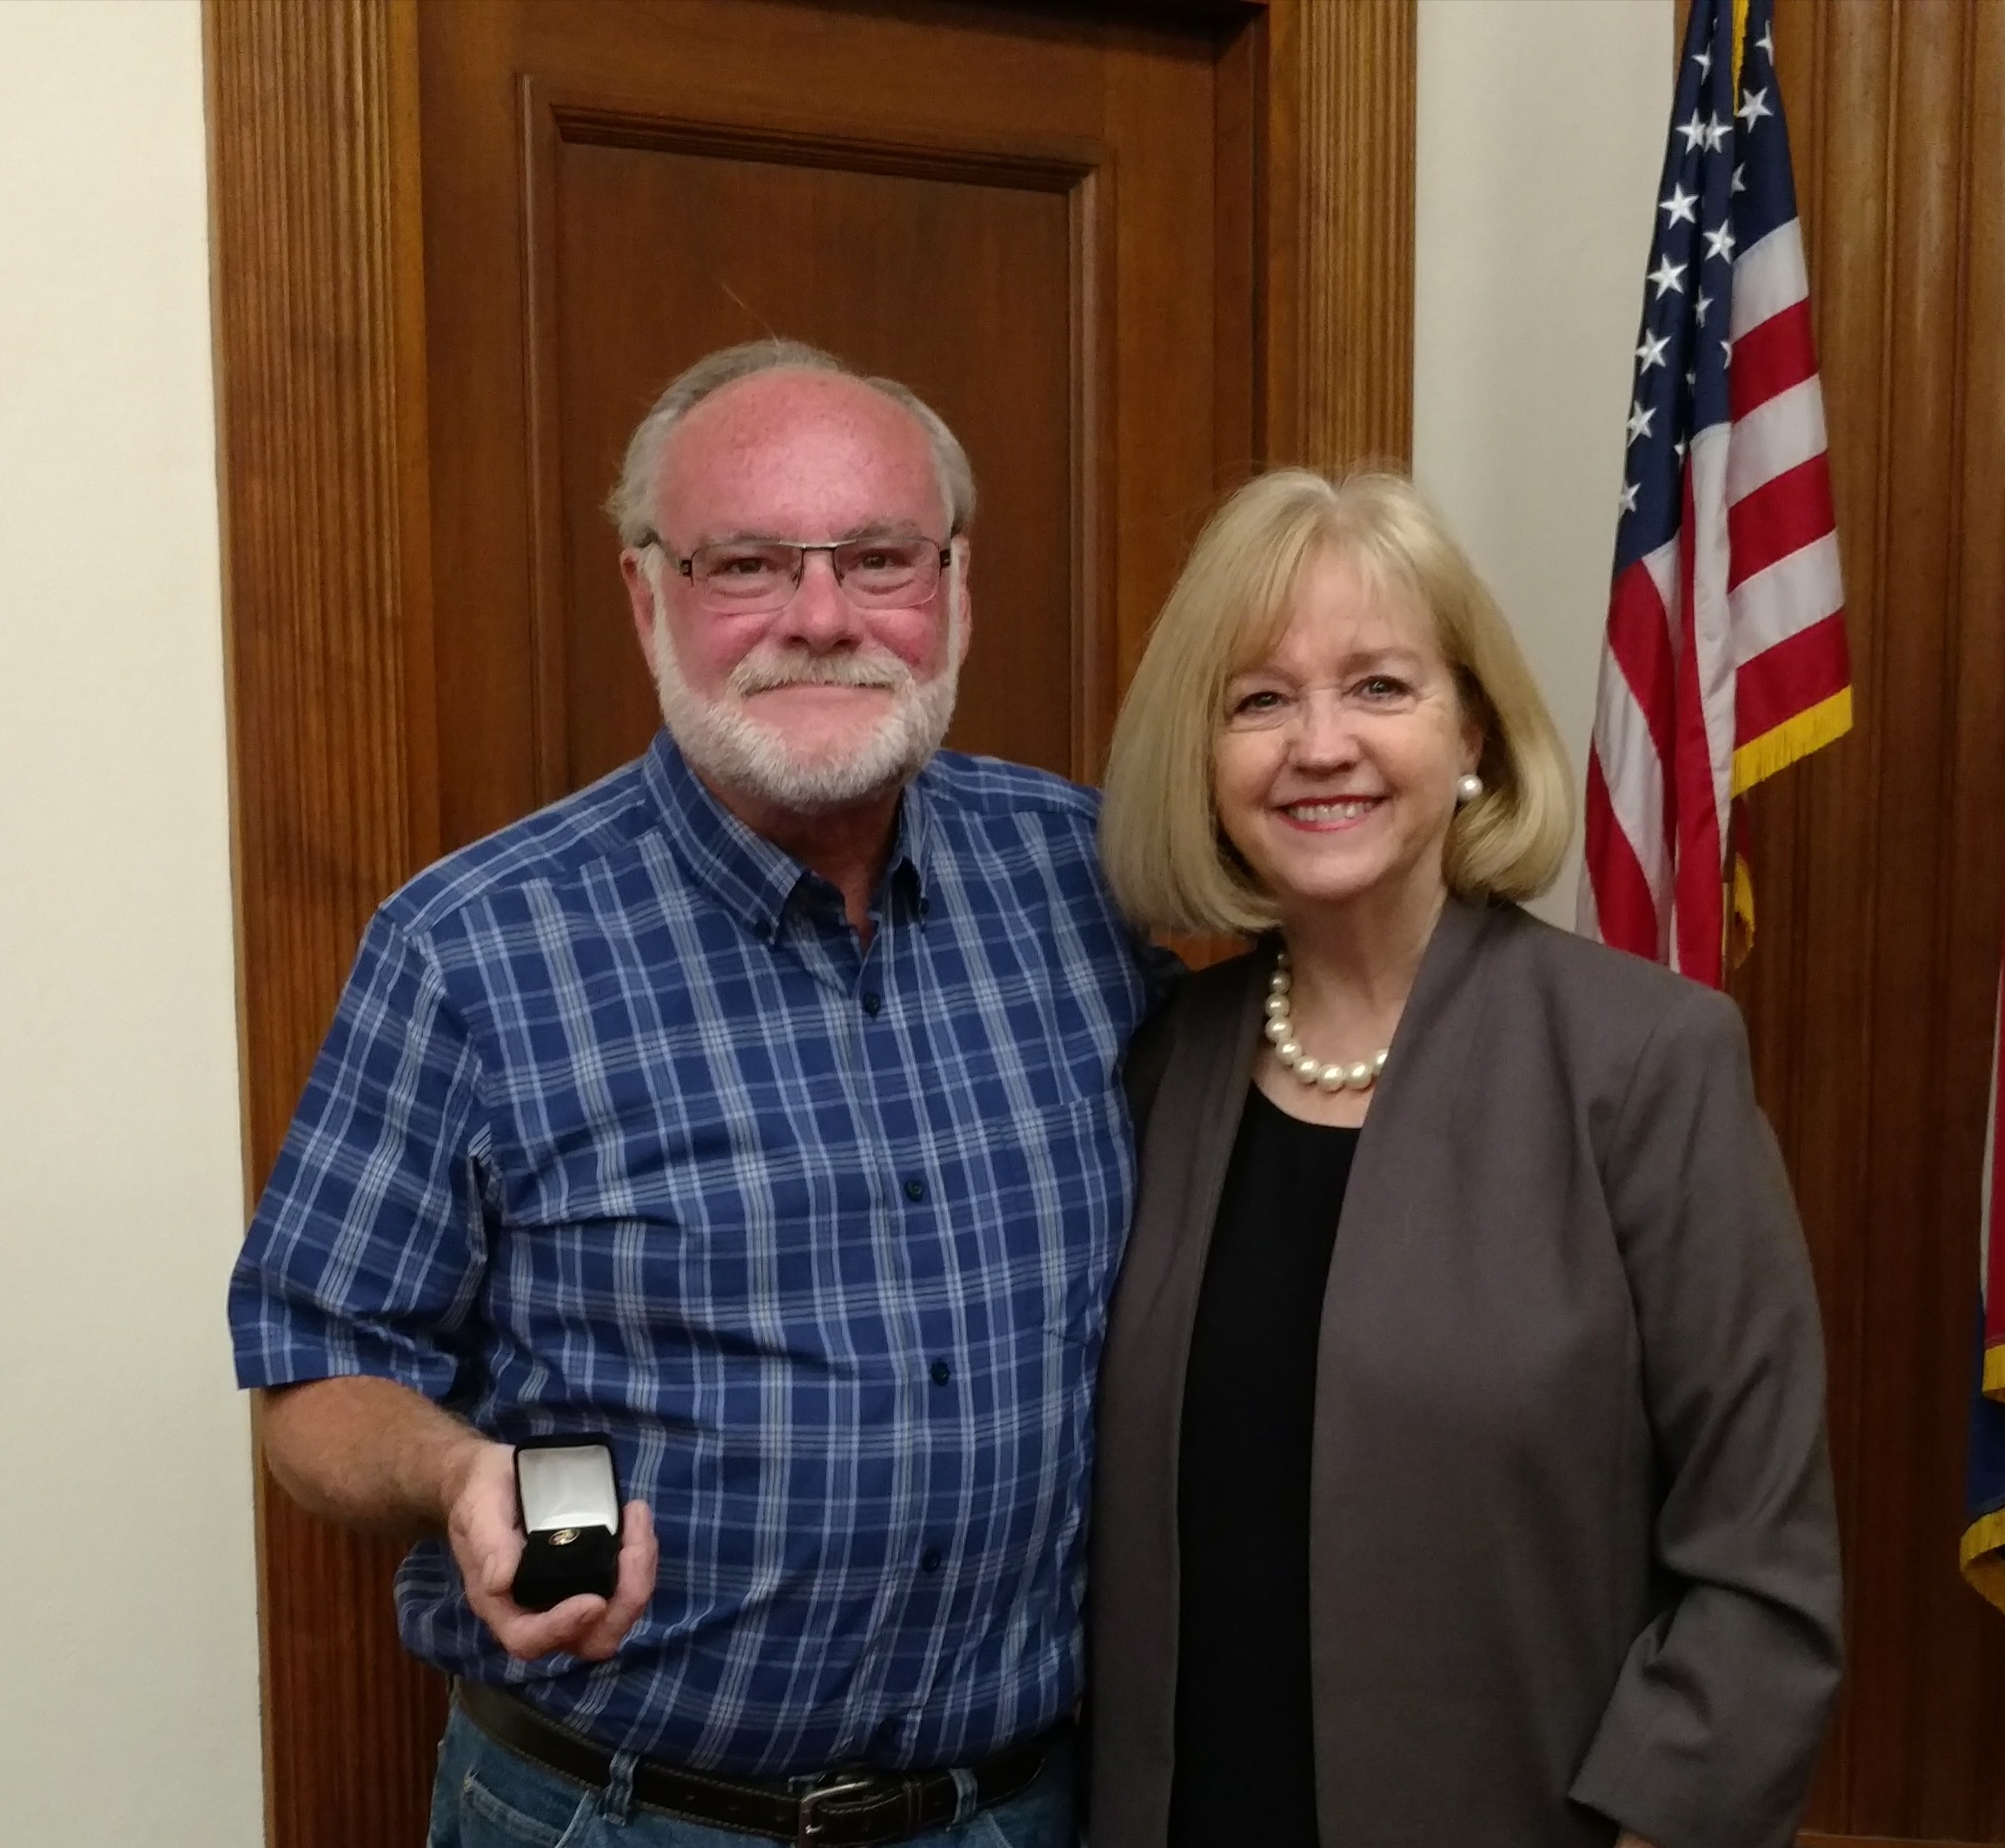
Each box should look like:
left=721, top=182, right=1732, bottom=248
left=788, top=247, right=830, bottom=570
left=1169, top=1084, right=1360, bottom=1848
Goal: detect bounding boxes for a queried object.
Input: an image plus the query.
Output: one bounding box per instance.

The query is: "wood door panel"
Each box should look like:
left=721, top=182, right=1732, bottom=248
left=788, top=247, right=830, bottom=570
left=535, top=113, right=1086, bottom=791
left=421, top=0, right=1224, bottom=851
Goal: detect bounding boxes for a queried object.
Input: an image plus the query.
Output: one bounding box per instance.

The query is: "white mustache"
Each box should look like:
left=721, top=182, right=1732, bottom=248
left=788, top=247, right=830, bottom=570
left=730, top=649, right=912, bottom=696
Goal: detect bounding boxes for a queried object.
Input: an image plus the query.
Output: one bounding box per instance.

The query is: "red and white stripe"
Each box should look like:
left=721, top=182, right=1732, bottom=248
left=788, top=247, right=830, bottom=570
left=1725, top=223, right=1848, bottom=749
left=1580, top=217, right=1847, bottom=985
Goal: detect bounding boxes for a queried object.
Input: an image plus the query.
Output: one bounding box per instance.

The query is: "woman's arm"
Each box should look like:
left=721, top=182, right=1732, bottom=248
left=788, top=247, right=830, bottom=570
left=1569, top=985, right=1843, bottom=1848
left=1120, top=988, right=1180, bottom=1144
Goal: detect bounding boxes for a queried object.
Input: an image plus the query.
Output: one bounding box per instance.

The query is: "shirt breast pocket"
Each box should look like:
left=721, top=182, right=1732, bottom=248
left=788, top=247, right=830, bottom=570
left=945, top=1084, right=1133, bottom=1359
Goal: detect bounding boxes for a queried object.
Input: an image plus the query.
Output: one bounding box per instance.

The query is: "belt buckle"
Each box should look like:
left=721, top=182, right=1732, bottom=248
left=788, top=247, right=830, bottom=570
left=796, top=1772, right=883, bottom=1846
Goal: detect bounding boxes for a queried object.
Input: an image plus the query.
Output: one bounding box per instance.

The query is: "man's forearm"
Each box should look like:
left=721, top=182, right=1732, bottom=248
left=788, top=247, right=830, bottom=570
left=260, top=1374, right=494, bottom=1535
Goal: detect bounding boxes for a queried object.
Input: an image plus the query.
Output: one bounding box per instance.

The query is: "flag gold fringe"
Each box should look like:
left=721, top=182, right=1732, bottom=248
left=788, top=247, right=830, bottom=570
left=1732, top=0, right=1750, bottom=90
left=1730, top=688, right=1853, bottom=795
left=1727, top=850, right=1756, bottom=970
left=1973, top=1347, right=2005, bottom=1611
left=1962, top=1508, right=2005, bottom=1615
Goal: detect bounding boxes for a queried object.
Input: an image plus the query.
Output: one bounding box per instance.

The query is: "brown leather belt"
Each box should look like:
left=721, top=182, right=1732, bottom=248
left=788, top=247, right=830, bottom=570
left=455, top=1680, right=1061, bottom=1846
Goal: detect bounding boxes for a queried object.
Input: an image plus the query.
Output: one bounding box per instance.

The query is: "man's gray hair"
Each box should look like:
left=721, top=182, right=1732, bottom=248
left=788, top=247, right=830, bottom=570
left=605, top=338, right=978, bottom=547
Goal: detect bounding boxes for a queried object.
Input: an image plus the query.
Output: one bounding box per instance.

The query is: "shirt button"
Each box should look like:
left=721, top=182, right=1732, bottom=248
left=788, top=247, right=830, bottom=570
left=930, top=1359, right=951, bottom=1387
left=862, top=991, right=882, bottom=1016
left=921, top=1548, right=942, bottom=1573
left=903, top=1178, right=926, bottom=1203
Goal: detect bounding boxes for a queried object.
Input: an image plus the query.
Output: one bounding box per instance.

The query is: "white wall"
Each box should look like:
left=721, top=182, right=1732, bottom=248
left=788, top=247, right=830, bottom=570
left=1414, top=0, right=1674, bottom=923
left=0, top=4, right=264, bottom=1843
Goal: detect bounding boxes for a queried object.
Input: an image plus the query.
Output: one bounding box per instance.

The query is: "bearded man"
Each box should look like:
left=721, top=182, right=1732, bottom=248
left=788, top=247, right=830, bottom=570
left=229, top=341, right=1166, bottom=1848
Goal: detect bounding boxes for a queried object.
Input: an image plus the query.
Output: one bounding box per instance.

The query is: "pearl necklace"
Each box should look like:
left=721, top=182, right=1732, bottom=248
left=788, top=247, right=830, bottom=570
left=1262, top=948, right=1390, bottom=1093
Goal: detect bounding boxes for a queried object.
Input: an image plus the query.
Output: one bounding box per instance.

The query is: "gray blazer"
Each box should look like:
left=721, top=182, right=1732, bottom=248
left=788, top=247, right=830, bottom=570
left=1088, top=898, right=1842, bottom=1848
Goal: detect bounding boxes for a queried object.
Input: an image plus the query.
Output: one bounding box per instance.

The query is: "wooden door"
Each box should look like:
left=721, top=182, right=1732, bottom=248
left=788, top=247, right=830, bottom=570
left=207, top=2, right=1416, bottom=1842
left=422, top=0, right=1227, bottom=837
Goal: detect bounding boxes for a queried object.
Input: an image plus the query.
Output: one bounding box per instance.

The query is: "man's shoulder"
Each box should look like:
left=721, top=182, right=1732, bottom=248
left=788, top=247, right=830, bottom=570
left=917, top=750, right=1102, bottom=835
left=381, top=755, right=662, bottom=937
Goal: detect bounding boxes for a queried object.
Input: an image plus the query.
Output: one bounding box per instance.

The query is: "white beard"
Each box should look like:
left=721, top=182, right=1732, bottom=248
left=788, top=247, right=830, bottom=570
left=645, top=590, right=961, bottom=815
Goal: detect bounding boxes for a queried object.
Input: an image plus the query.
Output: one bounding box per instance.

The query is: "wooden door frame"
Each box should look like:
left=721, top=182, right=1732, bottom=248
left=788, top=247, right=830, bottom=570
left=204, top=1, right=1415, bottom=1839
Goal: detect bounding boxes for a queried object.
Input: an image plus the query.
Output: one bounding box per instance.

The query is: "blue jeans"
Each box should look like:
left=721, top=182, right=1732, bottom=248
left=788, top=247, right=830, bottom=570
left=426, top=1704, right=1078, bottom=1848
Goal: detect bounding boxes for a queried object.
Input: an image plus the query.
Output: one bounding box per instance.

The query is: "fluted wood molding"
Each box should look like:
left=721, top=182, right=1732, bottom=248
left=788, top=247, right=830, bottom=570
left=207, top=0, right=436, bottom=1154
left=206, top=2, right=443, bottom=1844
left=1268, top=0, right=1416, bottom=470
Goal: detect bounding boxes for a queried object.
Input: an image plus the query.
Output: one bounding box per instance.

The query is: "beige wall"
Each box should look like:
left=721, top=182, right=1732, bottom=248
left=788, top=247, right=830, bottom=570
left=1414, top=0, right=1674, bottom=924
left=0, top=2, right=1669, bottom=1839
left=0, top=2, right=264, bottom=1842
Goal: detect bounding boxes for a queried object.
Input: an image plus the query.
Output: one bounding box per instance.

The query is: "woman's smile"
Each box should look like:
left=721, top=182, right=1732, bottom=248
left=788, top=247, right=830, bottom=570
left=1276, top=795, right=1384, bottom=829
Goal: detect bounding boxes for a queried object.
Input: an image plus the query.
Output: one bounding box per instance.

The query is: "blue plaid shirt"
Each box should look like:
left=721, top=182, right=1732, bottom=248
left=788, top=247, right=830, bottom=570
left=230, top=732, right=1166, bottom=1775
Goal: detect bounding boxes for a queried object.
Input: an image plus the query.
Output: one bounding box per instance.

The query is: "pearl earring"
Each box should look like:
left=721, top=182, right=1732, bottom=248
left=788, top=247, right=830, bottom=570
left=1455, top=772, right=1483, bottom=806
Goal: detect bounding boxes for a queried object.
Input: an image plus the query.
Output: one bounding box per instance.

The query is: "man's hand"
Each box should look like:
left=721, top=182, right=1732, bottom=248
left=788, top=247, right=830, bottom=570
left=259, top=1378, right=659, bottom=1662
left=445, top=1439, right=659, bottom=1662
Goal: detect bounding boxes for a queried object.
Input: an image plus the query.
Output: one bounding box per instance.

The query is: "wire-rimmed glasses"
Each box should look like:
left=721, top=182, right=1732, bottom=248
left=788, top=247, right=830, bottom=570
left=641, top=532, right=951, bottom=616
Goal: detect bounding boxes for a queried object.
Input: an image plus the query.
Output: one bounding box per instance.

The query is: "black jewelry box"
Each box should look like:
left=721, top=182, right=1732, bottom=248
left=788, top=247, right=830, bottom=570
left=509, top=1437, right=620, bottom=1612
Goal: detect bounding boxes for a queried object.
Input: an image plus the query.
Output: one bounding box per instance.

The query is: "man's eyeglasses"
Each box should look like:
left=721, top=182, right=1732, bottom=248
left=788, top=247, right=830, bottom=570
left=641, top=533, right=951, bottom=616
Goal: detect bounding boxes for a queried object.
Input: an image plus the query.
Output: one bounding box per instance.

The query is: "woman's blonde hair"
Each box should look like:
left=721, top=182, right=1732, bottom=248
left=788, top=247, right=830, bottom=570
left=1099, top=469, right=1574, bottom=937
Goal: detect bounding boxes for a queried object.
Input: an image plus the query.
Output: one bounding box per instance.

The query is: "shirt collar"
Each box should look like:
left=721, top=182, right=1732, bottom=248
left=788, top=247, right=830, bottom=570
left=640, top=730, right=937, bottom=936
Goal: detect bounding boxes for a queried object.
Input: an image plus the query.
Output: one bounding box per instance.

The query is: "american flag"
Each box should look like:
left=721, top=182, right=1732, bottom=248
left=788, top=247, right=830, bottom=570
left=1964, top=940, right=2005, bottom=1612
left=1579, top=0, right=1852, bottom=985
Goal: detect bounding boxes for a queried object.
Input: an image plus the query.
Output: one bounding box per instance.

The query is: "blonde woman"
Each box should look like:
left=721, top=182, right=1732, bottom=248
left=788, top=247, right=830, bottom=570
left=1088, top=471, right=1841, bottom=1848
